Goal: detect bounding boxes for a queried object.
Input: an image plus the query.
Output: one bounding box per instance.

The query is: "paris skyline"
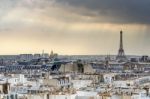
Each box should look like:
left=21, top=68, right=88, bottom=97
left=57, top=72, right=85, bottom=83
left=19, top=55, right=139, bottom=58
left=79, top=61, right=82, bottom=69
left=0, top=0, right=150, bottom=55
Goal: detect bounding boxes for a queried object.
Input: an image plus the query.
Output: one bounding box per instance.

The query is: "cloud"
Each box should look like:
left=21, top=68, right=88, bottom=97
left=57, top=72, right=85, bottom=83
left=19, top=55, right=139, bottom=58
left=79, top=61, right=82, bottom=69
left=0, top=0, right=150, bottom=55
left=2, top=0, right=150, bottom=24
left=55, top=0, right=150, bottom=24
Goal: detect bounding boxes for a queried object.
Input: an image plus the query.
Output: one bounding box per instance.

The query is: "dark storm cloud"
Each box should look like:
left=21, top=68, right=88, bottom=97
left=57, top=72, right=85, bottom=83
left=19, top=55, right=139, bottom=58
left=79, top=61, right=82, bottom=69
left=1, top=0, right=150, bottom=24
left=56, top=0, right=150, bottom=24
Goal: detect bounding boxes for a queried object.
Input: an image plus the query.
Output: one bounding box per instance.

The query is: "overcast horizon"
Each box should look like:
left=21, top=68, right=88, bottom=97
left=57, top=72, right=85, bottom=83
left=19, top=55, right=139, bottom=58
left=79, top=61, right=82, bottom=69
left=0, top=0, right=150, bottom=55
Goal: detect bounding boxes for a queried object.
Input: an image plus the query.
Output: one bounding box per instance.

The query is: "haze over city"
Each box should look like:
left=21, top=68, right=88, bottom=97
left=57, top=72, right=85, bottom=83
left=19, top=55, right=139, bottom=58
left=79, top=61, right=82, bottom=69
left=0, top=0, right=150, bottom=55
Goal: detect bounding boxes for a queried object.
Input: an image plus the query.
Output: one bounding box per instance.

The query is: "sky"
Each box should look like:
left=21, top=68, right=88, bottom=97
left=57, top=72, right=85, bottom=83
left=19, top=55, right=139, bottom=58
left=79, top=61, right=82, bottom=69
left=0, top=0, right=150, bottom=55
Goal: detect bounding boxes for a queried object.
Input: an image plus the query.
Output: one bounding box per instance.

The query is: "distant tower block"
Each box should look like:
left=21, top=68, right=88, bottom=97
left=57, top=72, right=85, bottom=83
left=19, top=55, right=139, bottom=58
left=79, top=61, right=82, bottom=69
left=116, top=30, right=127, bottom=62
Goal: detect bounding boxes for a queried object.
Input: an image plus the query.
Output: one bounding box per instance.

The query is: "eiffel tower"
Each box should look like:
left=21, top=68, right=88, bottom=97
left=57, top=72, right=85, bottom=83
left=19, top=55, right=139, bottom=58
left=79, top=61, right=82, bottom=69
left=116, top=30, right=127, bottom=62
